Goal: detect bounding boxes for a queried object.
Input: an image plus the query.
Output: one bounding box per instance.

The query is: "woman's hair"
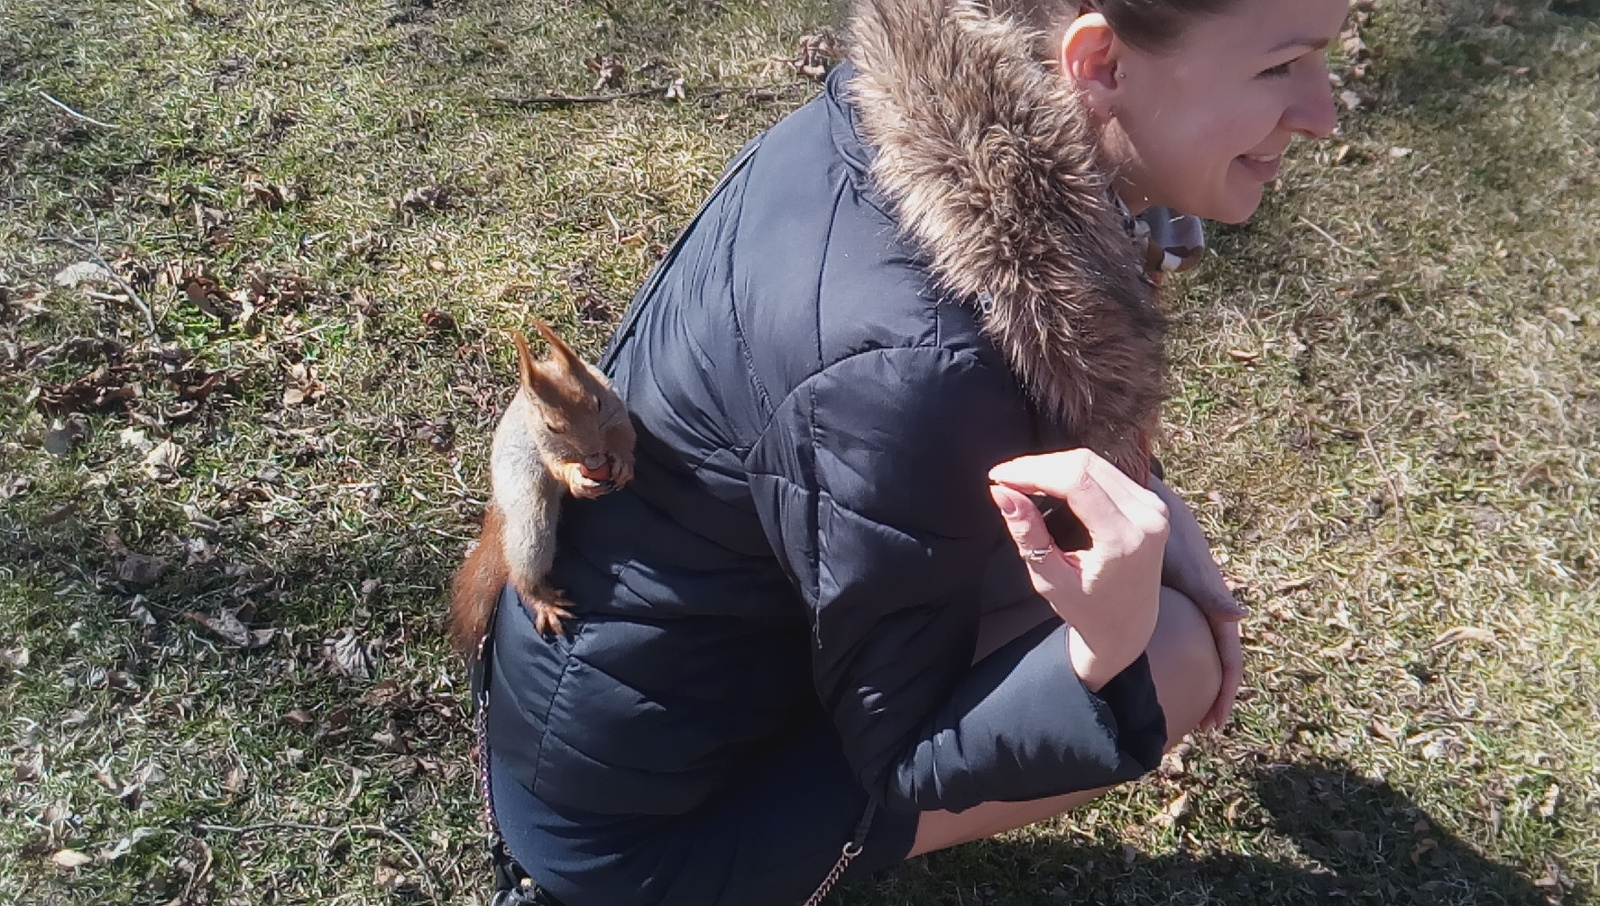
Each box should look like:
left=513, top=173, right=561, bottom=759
left=1096, top=0, right=1242, bottom=50
left=1006, top=0, right=1242, bottom=52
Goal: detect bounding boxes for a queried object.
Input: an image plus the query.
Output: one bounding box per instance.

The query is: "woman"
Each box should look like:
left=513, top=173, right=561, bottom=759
left=479, top=0, right=1345, bottom=903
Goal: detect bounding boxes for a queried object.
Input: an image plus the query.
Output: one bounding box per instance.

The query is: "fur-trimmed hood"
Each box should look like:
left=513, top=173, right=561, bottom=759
left=848, top=0, right=1165, bottom=476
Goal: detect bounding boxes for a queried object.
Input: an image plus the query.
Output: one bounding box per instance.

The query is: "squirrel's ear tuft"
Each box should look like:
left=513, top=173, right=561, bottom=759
left=530, top=318, right=584, bottom=371
left=512, top=329, right=543, bottom=392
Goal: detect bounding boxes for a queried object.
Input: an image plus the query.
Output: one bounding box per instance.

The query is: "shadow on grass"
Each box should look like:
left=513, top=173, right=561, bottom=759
left=855, top=760, right=1572, bottom=906
left=1352, top=1, right=1598, bottom=196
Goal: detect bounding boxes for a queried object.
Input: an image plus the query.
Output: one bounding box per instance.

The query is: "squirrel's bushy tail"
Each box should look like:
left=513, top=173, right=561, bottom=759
left=448, top=506, right=509, bottom=660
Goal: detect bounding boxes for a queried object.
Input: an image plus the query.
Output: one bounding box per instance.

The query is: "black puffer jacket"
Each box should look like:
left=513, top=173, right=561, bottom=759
left=487, top=0, right=1168, bottom=822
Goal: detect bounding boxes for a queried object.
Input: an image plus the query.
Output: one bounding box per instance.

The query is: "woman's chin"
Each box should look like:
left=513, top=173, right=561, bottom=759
left=1200, top=186, right=1265, bottom=225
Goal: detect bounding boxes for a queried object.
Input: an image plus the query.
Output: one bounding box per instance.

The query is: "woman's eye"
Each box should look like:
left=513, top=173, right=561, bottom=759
left=1258, top=61, right=1293, bottom=79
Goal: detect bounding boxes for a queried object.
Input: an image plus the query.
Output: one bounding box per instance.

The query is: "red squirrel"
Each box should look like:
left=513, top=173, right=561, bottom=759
left=447, top=320, right=635, bottom=658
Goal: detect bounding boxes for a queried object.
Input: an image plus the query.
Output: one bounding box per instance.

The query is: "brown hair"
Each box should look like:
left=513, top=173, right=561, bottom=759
left=1096, top=0, right=1241, bottom=49
left=1002, top=0, right=1242, bottom=52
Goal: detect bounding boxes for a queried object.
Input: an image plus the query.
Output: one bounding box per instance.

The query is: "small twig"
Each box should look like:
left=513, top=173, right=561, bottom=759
left=1359, top=431, right=1412, bottom=529
left=37, top=90, right=120, bottom=129
left=493, top=87, right=663, bottom=107
left=277, top=321, right=344, bottom=344
left=195, top=821, right=441, bottom=906
left=1297, top=214, right=1343, bottom=249
left=39, top=234, right=160, bottom=340
left=492, top=82, right=800, bottom=108
left=1350, top=391, right=1420, bottom=545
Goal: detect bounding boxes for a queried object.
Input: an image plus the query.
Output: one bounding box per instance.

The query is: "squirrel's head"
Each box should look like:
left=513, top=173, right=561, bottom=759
left=511, top=321, right=632, bottom=488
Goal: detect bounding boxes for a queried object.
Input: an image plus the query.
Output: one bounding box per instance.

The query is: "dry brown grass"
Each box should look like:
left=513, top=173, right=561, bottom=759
left=2, top=0, right=1596, bottom=904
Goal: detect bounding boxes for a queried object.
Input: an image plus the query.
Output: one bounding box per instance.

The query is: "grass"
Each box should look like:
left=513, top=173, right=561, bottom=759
left=1, top=0, right=1596, bottom=904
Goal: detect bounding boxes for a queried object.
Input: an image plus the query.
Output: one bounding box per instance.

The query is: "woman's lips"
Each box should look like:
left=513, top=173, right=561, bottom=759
left=1238, top=152, right=1283, bottom=181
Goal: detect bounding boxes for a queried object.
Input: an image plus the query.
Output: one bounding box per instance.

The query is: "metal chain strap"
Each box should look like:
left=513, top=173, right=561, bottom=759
left=800, top=839, right=864, bottom=906
left=474, top=629, right=499, bottom=839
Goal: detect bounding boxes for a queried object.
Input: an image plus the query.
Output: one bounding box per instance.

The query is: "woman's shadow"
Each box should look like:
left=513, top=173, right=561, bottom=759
left=849, top=759, right=1577, bottom=906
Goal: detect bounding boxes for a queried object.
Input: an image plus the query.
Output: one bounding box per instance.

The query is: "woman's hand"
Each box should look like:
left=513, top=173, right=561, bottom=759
left=1149, top=475, right=1246, bottom=731
left=988, top=450, right=1168, bottom=692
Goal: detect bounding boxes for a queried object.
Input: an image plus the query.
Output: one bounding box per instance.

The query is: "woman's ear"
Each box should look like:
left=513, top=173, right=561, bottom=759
left=1059, top=13, right=1122, bottom=117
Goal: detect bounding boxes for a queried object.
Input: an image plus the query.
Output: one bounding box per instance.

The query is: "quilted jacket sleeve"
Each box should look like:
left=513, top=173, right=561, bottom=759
left=745, top=347, right=1166, bottom=814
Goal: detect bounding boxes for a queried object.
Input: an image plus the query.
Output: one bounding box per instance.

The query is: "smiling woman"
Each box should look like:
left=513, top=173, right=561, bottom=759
left=474, top=1, right=1349, bottom=905
left=1062, top=0, right=1347, bottom=222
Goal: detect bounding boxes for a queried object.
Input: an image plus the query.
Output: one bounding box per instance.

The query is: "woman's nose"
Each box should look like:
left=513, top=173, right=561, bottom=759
left=1286, top=64, right=1339, bottom=140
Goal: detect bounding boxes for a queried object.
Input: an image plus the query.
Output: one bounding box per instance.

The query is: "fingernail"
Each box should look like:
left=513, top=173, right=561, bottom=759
left=989, top=485, right=1019, bottom=517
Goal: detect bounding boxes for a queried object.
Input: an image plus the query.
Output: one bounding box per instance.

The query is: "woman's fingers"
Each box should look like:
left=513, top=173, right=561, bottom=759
left=989, top=451, right=1167, bottom=687
left=989, top=450, right=1167, bottom=551
left=988, top=485, right=1079, bottom=591
left=1200, top=617, right=1243, bottom=731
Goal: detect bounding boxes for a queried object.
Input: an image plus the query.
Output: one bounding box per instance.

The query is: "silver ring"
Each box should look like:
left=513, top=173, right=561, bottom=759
left=1021, top=546, right=1054, bottom=564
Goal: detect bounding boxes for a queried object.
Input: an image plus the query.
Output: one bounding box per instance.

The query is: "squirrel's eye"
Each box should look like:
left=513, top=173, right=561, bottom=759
left=544, top=419, right=566, bottom=434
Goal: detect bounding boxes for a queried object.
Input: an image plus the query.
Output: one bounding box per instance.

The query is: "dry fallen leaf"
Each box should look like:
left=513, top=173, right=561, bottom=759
left=395, top=184, right=451, bottom=215
left=180, top=272, right=239, bottom=326
left=420, top=308, right=457, bottom=337
left=143, top=440, right=186, bottom=481
left=1153, top=791, right=1192, bottom=828
left=786, top=31, right=839, bottom=80
left=184, top=608, right=274, bottom=648
left=1369, top=717, right=1402, bottom=744
left=371, top=719, right=409, bottom=754
left=1, top=475, right=30, bottom=499
left=14, top=754, right=41, bottom=781
left=584, top=55, right=626, bottom=92
left=242, top=173, right=300, bottom=210
left=360, top=678, right=404, bottom=708
left=1158, top=742, right=1191, bottom=778
left=282, top=361, right=324, bottom=406
left=118, top=426, right=153, bottom=451
left=53, top=261, right=114, bottom=288
left=115, top=552, right=168, bottom=587
left=326, top=628, right=374, bottom=680
left=100, top=827, right=156, bottom=862
left=37, top=368, right=138, bottom=416
left=1433, top=626, right=1496, bottom=647
left=51, top=849, right=94, bottom=869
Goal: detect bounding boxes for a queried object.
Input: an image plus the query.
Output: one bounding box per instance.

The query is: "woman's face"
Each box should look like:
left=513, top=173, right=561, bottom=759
left=1096, top=0, right=1348, bottom=223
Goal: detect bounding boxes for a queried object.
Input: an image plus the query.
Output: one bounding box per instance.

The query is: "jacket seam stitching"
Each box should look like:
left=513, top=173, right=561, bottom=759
left=531, top=625, right=582, bottom=800
left=725, top=170, right=774, bottom=418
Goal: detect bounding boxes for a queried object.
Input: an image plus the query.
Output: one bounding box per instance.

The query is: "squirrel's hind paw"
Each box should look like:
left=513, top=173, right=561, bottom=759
left=525, top=586, right=575, bottom=638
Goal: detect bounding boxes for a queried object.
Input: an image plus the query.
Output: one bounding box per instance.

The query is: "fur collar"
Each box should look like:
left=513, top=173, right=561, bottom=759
left=848, top=0, right=1165, bottom=476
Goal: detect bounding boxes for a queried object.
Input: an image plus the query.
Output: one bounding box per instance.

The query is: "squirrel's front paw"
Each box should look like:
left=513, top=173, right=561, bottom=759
left=559, top=462, right=608, bottom=498
left=608, top=454, right=634, bottom=490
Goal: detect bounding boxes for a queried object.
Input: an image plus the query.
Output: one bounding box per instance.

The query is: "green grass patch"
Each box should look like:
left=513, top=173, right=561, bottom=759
left=3, top=0, right=1596, bottom=904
